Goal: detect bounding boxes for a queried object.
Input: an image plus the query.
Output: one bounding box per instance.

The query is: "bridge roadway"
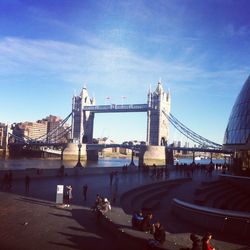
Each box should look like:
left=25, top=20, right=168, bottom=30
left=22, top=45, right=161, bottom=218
left=82, top=103, right=149, bottom=113
left=169, top=146, right=233, bottom=155
left=9, top=142, right=233, bottom=156
left=86, top=143, right=139, bottom=151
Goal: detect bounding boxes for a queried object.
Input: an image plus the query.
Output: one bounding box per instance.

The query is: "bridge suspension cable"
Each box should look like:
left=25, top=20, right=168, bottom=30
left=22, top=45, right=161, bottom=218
left=162, top=110, right=222, bottom=149
left=9, top=113, right=72, bottom=145
left=35, top=112, right=72, bottom=142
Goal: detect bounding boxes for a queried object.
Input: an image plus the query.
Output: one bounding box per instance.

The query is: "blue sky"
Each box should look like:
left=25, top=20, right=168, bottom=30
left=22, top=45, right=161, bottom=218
left=0, top=0, right=249, bottom=144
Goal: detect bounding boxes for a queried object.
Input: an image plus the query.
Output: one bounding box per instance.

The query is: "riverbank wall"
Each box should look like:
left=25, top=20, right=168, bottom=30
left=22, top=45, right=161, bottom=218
left=0, top=165, right=140, bottom=180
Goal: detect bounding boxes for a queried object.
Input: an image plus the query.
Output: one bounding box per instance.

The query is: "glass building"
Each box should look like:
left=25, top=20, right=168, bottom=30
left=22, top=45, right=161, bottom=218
left=223, top=75, right=250, bottom=175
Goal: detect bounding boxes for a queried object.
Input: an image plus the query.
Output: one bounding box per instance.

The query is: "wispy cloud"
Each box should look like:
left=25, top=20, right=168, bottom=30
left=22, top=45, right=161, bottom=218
left=0, top=36, right=248, bottom=101
left=222, top=24, right=250, bottom=38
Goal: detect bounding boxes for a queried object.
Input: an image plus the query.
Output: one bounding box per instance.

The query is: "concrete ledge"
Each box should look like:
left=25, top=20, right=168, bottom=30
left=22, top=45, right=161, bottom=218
left=172, top=198, right=250, bottom=238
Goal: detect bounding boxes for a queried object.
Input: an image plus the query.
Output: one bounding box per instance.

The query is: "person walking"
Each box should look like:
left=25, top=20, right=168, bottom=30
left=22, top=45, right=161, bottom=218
left=83, top=184, right=88, bottom=201
left=7, top=171, right=13, bottom=190
left=65, top=185, right=73, bottom=207
left=109, top=171, right=114, bottom=186
left=25, top=175, right=30, bottom=193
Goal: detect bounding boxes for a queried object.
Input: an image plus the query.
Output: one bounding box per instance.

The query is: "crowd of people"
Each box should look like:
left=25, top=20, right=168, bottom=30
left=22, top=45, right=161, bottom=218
left=181, top=232, right=215, bottom=250
left=91, top=194, right=111, bottom=223
left=132, top=209, right=216, bottom=250
left=132, top=209, right=166, bottom=248
left=174, top=162, right=229, bottom=178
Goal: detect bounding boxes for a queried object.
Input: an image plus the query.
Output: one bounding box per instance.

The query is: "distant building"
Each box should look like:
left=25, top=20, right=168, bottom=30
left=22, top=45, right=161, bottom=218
left=11, top=115, right=69, bottom=143
left=183, top=141, right=189, bottom=155
left=95, top=137, right=118, bottom=154
left=12, top=121, right=47, bottom=140
left=0, top=123, right=6, bottom=148
left=41, top=115, right=69, bottom=143
left=177, top=141, right=181, bottom=154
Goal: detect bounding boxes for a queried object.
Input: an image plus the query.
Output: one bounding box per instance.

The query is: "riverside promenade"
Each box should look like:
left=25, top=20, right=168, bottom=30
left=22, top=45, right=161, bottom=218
left=0, top=166, right=249, bottom=250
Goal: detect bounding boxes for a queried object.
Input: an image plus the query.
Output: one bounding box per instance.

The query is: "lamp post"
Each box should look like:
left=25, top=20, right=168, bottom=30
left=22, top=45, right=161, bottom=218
left=75, top=143, right=83, bottom=168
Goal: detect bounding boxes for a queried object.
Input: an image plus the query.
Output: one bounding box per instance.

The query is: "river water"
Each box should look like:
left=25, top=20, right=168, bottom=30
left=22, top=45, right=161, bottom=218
left=0, top=157, right=226, bottom=170
left=0, top=157, right=139, bottom=170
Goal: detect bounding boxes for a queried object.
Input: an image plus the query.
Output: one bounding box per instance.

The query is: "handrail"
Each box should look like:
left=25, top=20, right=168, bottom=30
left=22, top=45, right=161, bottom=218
left=173, top=198, right=250, bottom=220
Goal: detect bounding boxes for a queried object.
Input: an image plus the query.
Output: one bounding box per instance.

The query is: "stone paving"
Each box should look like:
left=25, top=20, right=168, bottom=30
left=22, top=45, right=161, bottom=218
left=0, top=168, right=249, bottom=250
left=0, top=170, right=156, bottom=250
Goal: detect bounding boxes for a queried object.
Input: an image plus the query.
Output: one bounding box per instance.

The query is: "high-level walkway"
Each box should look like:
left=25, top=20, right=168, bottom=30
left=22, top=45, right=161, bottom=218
left=0, top=166, right=249, bottom=250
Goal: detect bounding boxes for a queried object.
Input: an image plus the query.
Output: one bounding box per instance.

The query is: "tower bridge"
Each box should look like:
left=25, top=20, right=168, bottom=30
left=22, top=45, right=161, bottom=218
left=70, top=81, right=170, bottom=148
left=6, top=80, right=230, bottom=165
left=63, top=81, right=171, bottom=164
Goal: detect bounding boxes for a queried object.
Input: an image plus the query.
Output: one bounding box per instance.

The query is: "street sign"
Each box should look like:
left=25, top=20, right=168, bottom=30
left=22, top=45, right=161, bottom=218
left=56, top=185, right=64, bottom=204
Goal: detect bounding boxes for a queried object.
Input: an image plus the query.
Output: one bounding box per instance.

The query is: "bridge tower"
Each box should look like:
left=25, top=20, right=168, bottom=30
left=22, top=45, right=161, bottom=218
left=64, top=86, right=95, bottom=161
left=140, top=81, right=171, bottom=165
left=147, top=81, right=170, bottom=145
left=71, top=86, right=95, bottom=143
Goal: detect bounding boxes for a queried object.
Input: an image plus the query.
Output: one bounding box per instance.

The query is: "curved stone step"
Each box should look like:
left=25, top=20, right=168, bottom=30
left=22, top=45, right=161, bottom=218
left=121, top=178, right=191, bottom=213
left=194, top=184, right=232, bottom=205
left=210, top=186, right=238, bottom=208
left=217, top=189, right=243, bottom=210
left=121, top=180, right=176, bottom=213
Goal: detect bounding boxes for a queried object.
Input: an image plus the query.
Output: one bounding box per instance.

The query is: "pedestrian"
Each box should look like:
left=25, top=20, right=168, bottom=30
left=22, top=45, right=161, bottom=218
left=1, top=173, right=8, bottom=190
left=202, top=232, right=215, bottom=250
left=114, top=171, right=119, bottom=187
left=7, top=171, right=13, bottom=190
left=109, top=171, right=114, bottom=186
left=65, top=185, right=73, bottom=207
left=140, top=212, right=153, bottom=232
left=190, top=233, right=202, bottom=250
left=112, top=185, right=118, bottom=204
left=60, top=164, right=65, bottom=176
left=148, top=220, right=166, bottom=248
left=25, top=175, right=30, bottom=193
left=83, top=184, right=88, bottom=201
left=91, top=194, right=102, bottom=212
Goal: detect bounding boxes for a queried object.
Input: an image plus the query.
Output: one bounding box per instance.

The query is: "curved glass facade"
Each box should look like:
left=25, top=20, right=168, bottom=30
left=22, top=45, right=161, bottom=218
left=224, top=75, right=250, bottom=145
left=223, top=75, right=250, bottom=175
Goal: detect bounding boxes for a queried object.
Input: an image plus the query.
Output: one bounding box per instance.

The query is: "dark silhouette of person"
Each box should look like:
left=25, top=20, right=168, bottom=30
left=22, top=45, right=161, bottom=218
left=7, top=171, right=13, bottom=190
left=190, top=233, right=202, bottom=250
left=109, top=171, right=114, bottom=186
left=60, top=165, right=65, bottom=176
left=83, top=184, right=88, bottom=201
left=140, top=212, right=153, bottom=232
left=1, top=173, right=8, bottom=190
left=132, top=210, right=144, bottom=229
left=153, top=221, right=166, bottom=245
left=25, top=175, right=30, bottom=193
left=202, top=232, right=215, bottom=250
left=148, top=220, right=166, bottom=248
